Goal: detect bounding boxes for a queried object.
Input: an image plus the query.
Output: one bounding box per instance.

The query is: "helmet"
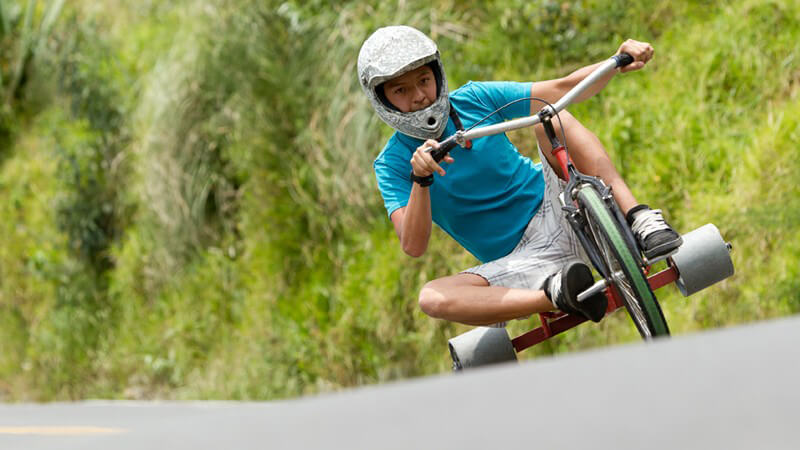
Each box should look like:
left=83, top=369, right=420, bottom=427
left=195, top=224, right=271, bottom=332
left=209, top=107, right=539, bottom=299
left=357, top=25, right=449, bottom=140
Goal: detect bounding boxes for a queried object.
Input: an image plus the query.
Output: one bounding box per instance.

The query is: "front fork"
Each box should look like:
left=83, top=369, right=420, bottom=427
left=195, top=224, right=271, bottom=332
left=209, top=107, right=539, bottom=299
left=542, top=114, right=613, bottom=276
left=540, top=113, right=644, bottom=271
left=508, top=112, right=683, bottom=353
left=541, top=114, right=571, bottom=181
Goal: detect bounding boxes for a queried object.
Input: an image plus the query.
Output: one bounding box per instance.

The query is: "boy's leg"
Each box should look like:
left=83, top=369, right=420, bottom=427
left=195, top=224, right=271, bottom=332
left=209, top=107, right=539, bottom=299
left=419, top=265, right=607, bottom=326
left=418, top=154, right=607, bottom=326
left=417, top=273, right=554, bottom=326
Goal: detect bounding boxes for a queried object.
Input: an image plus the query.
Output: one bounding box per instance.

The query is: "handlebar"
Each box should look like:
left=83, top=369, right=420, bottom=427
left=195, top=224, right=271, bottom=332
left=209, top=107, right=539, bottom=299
left=427, top=52, right=635, bottom=162
left=613, top=52, right=635, bottom=67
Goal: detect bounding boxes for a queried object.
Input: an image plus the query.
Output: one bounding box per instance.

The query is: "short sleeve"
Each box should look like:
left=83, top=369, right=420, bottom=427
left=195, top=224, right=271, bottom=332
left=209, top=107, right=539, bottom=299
left=374, top=148, right=413, bottom=219
left=466, top=81, right=532, bottom=121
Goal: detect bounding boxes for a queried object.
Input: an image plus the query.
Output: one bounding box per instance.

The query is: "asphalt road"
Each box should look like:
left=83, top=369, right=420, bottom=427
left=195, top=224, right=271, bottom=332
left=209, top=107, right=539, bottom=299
left=2, top=315, right=799, bottom=450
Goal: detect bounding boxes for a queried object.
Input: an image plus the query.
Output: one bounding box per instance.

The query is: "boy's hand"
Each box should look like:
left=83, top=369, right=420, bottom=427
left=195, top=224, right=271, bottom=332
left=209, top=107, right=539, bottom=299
left=411, top=139, right=454, bottom=178
left=616, top=39, right=654, bottom=73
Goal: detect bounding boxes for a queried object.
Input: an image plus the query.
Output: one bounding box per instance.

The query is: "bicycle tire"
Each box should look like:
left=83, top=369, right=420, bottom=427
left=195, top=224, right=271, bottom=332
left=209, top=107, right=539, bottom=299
left=577, top=186, right=670, bottom=339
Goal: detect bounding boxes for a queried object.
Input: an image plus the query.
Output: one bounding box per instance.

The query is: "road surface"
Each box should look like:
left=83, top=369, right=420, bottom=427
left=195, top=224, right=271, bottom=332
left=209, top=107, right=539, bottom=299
left=1, top=315, right=799, bottom=449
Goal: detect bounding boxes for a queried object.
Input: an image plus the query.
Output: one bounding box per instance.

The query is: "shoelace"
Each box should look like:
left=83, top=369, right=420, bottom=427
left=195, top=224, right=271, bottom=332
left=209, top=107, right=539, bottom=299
left=631, top=209, right=670, bottom=238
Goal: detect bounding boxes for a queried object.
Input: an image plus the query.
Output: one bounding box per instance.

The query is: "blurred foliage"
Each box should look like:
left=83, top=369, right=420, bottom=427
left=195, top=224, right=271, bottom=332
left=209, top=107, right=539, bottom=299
left=0, top=0, right=798, bottom=401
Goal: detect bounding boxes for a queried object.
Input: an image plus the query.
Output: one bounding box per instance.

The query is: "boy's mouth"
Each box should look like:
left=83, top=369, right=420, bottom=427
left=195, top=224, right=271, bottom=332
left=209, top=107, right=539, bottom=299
left=410, top=100, right=432, bottom=112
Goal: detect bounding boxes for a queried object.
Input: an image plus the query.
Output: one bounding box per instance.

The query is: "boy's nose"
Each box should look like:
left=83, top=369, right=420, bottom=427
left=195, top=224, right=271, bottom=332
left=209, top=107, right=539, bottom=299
left=413, top=87, right=430, bottom=104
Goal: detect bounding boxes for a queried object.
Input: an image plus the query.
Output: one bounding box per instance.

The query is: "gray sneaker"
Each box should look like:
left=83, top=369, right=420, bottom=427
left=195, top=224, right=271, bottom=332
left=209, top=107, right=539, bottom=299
left=628, top=205, right=683, bottom=260
left=542, top=262, right=607, bottom=323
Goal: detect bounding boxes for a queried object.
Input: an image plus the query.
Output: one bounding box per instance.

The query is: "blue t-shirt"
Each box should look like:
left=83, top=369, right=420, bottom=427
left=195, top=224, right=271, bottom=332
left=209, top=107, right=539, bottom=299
left=373, top=81, right=546, bottom=263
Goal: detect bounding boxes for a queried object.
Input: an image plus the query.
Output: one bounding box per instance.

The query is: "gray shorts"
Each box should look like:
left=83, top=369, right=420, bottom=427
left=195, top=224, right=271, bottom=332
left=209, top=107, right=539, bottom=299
left=463, top=147, right=587, bottom=294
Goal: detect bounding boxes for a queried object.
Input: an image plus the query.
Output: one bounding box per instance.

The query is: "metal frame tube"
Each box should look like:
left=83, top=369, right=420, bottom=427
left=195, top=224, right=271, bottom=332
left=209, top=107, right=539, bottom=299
left=459, top=57, right=620, bottom=142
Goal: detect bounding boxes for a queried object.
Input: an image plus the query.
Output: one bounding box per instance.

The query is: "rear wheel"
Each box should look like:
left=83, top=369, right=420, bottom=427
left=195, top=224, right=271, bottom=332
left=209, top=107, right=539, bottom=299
left=448, top=327, right=517, bottom=371
left=577, top=186, right=670, bottom=339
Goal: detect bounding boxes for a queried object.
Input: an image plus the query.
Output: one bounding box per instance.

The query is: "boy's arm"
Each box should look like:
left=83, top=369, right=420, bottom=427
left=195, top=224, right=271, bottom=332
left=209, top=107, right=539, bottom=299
left=390, top=139, right=453, bottom=257
left=389, top=185, right=431, bottom=258
left=530, top=39, right=654, bottom=113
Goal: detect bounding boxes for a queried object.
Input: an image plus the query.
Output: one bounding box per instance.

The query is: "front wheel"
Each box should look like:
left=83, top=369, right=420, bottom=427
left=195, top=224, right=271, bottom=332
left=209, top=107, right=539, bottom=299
left=577, top=186, right=670, bottom=339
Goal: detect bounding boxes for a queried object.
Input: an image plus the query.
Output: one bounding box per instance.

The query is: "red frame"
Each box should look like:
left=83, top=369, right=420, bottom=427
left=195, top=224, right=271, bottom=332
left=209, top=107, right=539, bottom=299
left=510, top=145, right=680, bottom=353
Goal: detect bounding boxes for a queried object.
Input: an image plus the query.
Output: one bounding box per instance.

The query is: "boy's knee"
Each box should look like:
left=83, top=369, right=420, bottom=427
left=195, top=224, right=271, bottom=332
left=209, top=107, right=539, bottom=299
left=418, top=282, right=449, bottom=318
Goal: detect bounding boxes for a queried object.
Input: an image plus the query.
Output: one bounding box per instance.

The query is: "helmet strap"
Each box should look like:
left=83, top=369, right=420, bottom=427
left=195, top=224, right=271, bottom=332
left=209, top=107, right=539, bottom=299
left=445, top=102, right=472, bottom=149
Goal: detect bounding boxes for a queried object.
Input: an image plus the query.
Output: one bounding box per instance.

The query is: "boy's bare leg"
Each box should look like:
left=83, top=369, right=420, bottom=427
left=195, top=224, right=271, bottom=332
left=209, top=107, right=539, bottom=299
left=533, top=110, right=637, bottom=214
left=418, top=273, right=555, bottom=326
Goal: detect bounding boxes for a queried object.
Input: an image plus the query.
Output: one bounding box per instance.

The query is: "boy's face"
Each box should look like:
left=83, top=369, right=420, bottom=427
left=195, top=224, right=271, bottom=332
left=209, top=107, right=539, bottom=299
left=382, top=65, right=437, bottom=113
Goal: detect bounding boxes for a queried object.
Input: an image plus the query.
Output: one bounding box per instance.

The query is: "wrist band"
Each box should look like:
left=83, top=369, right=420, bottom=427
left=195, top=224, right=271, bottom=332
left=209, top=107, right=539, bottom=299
left=409, top=170, right=434, bottom=187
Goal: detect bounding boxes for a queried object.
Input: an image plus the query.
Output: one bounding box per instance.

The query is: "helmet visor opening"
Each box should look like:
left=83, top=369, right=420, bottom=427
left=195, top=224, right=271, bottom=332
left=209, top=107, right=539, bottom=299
left=375, top=62, right=443, bottom=113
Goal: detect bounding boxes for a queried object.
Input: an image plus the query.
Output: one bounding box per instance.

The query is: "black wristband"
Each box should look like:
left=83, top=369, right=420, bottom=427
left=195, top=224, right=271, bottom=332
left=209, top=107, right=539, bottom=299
left=409, top=170, right=434, bottom=187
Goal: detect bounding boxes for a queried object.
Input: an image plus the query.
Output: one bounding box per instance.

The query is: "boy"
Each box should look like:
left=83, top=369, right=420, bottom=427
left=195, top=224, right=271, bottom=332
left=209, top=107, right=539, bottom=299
left=358, top=25, right=681, bottom=326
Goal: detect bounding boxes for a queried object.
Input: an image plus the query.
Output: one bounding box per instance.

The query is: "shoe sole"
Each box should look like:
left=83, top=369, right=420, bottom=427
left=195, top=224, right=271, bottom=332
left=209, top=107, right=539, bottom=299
left=643, top=236, right=684, bottom=261
left=566, top=263, right=607, bottom=323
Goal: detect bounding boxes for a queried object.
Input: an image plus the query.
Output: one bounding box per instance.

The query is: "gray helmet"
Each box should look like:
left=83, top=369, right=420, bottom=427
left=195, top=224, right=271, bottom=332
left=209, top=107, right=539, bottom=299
left=357, top=25, right=449, bottom=140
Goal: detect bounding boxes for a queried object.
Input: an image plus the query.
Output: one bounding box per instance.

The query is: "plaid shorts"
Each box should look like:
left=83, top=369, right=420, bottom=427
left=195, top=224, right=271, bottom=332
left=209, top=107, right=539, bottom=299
left=463, top=147, right=588, bottom=296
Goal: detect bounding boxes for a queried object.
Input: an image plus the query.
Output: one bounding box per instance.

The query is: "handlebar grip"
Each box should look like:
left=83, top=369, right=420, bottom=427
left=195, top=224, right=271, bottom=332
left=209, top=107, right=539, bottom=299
left=429, top=135, right=458, bottom=162
left=613, top=52, right=634, bottom=68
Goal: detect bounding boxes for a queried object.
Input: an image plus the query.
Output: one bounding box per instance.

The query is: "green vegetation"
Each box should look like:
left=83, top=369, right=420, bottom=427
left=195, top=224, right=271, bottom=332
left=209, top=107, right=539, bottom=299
left=0, top=0, right=798, bottom=401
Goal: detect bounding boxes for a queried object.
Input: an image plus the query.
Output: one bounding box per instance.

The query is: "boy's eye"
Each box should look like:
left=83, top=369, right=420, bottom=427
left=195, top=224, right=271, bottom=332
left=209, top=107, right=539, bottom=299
left=394, top=87, right=406, bottom=95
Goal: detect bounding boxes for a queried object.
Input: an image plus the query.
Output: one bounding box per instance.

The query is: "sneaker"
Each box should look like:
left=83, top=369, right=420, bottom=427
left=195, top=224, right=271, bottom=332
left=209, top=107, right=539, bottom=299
left=542, top=261, right=607, bottom=323
left=627, top=205, right=683, bottom=260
